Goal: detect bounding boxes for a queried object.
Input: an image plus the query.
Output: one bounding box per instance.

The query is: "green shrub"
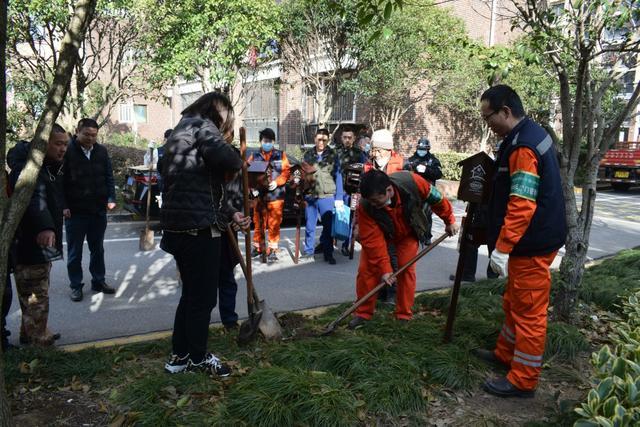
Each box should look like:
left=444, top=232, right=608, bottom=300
left=544, top=322, right=589, bottom=362
left=579, top=249, right=640, bottom=312
left=105, top=131, right=151, bottom=148
left=574, top=292, right=640, bottom=426
left=434, top=151, right=470, bottom=181
left=223, top=367, right=359, bottom=427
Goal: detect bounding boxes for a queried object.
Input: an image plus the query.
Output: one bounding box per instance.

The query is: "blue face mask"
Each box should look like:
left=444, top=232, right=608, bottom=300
left=262, top=142, right=273, bottom=152
left=417, top=149, right=428, bottom=157
left=364, top=144, right=371, bottom=153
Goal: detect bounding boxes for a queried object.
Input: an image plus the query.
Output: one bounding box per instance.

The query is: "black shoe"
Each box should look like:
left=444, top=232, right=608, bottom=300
left=251, top=247, right=261, bottom=258
left=324, top=254, right=336, bottom=265
left=187, top=353, right=231, bottom=377
left=483, top=376, right=535, bottom=398
left=70, top=288, right=83, bottom=302
left=472, top=348, right=510, bottom=369
left=314, top=243, right=324, bottom=254
left=347, top=316, right=368, bottom=330
left=267, top=251, right=279, bottom=263
left=92, top=282, right=116, bottom=294
left=340, top=246, right=350, bottom=257
left=164, top=353, right=190, bottom=374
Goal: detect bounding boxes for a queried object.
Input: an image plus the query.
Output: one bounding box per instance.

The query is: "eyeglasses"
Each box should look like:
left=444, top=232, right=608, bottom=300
left=482, top=110, right=499, bottom=122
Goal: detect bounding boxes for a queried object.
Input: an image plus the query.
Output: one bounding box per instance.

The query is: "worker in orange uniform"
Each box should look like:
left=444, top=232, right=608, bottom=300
left=347, top=170, right=458, bottom=329
left=249, top=128, right=291, bottom=262
left=475, top=85, right=567, bottom=398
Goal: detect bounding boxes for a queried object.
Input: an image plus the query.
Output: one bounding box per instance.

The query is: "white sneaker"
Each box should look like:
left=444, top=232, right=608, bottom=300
left=164, top=353, right=189, bottom=374
left=186, top=353, right=231, bottom=377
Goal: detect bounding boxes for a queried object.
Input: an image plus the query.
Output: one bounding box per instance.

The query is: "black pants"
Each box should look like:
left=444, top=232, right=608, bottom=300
left=161, top=230, right=221, bottom=363
left=218, top=233, right=238, bottom=326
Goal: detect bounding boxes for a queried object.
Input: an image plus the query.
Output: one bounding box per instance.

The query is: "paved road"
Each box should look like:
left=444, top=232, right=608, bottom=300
left=5, top=188, right=639, bottom=346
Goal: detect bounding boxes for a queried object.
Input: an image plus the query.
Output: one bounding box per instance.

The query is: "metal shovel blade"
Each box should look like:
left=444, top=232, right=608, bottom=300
left=256, top=298, right=282, bottom=340
left=139, top=228, right=156, bottom=251
left=237, top=310, right=263, bottom=345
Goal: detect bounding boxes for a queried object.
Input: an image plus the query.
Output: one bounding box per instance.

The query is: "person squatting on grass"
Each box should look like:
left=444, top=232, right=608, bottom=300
left=159, top=92, right=250, bottom=377
left=7, top=124, right=69, bottom=346
left=347, top=170, right=459, bottom=330
left=475, top=84, right=567, bottom=398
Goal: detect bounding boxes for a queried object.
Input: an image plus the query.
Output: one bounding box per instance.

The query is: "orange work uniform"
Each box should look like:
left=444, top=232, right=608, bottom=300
left=355, top=173, right=455, bottom=320
left=493, top=147, right=559, bottom=391
left=249, top=150, right=291, bottom=252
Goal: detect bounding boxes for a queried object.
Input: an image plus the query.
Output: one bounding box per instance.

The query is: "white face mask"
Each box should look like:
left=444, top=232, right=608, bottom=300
left=375, top=156, right=390, bottom=169
left=385, top=197, right=392, bottom=206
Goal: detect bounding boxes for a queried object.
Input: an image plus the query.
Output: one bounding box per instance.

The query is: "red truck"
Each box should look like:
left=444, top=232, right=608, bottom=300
left=598, top=141, right=640, bottom=191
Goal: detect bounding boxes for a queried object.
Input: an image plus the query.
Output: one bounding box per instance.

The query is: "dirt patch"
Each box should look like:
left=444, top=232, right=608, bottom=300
left=11, top=389, right=112, bottom=426
left=428, top=357, right=591, bottom=426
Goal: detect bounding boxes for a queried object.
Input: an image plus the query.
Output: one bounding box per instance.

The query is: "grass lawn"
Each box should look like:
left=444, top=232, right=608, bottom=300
left=4, top=249, right=640, bottom=426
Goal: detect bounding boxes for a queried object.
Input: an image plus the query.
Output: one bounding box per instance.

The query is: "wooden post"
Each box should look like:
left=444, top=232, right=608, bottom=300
left=443, top=151, right=495, bottom=343
left=444, top=203, right=476, bottom=342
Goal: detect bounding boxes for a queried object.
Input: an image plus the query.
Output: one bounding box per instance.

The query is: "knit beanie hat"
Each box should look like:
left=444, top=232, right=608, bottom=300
left=371, top=129, right=394, bottom=150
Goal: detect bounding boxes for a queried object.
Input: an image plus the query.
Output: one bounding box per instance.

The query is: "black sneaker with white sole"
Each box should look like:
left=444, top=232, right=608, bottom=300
left=187, top=353, right=231, bottom=377
left=164, top=354, right=189, bottom=374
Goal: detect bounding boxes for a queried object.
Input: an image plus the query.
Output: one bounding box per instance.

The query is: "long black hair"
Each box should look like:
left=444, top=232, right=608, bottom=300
left=181, top=92, right=235, bottom=142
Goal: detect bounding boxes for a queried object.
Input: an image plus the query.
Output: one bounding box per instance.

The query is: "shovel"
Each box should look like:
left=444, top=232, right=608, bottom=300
left=235, top=127, right=282, bottom=344
left=139, top=146, right=156, bottom=251
left=320, top=233, right=449, bottom=336
left=227, top=226, right=282, bottom=344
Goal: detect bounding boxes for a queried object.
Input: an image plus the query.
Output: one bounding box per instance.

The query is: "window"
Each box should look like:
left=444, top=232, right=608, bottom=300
left=302, top=81, right=356, bottom=126
left=119, top=103, right=132, bottom=123
left=134, top=104, right=148, bottom=123
left=243, top=80, right=279, bottom=143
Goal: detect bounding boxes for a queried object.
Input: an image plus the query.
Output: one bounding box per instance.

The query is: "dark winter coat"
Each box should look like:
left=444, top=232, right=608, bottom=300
left=8, top=141, right=65, bottom=265
left=159, top=114, right=242, bottom=232
left=405, top=152, right=442, bottom=184
left=63, top=137, right=116, bottom=215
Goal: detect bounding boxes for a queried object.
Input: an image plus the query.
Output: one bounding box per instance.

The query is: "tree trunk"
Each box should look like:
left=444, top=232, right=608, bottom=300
left=555, top=151, right=599, bottom=320
left=0, top=1, right=97, bottom=425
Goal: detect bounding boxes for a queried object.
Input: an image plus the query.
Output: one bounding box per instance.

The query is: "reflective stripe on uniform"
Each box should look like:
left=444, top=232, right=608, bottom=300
left=513, top=356, right=542, bottom=367
left=501, top=330, right=515, bottom=344
left=514, top=349, right=543, bottom=361
left=502, top=325, right=515, bottom=338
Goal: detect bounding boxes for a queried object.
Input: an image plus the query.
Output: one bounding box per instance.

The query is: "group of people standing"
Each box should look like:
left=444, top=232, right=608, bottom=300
left=3, top=83, right=566, bottom=402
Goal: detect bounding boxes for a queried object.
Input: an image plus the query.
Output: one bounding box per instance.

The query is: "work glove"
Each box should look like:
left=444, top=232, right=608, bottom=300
left=268, top=181, right=278, bottom=191
left=334, top=199, right=344, bottom=209
left=489, top=250, right=509, bottom=277
left=416, top=164, right=426, bottom=174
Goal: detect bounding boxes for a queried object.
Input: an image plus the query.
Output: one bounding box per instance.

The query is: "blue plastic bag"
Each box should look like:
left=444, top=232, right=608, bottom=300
left=332, top=204, right=351, bottom=241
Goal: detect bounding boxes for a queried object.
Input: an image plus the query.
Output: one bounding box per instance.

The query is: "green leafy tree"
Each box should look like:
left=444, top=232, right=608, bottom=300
left=138, top=0, right=281, bottom=100
left=510, top=0, right=640, bottom=319
left=279, top=0, right=359, bottom=128
left=7, top=0, right=151, bottom=133
left=1, top=2, right=99, bottom=423
left=344, top=1, right=472, bottom=136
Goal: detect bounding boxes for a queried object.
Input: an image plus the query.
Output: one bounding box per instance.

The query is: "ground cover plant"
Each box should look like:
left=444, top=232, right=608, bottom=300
left=4, top=248, right=640, bottom=426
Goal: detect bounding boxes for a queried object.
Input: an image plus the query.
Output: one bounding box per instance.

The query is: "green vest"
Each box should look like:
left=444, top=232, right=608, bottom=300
left=362, top=171, right=433, bottom=244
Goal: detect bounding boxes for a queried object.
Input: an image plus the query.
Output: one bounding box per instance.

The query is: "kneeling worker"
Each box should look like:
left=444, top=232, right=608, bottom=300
left=349, top=170, right=458, bottom=329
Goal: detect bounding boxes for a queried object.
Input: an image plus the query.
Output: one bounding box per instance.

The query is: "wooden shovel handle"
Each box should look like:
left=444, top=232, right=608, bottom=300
left=239, top=128, right=256, bottom=308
